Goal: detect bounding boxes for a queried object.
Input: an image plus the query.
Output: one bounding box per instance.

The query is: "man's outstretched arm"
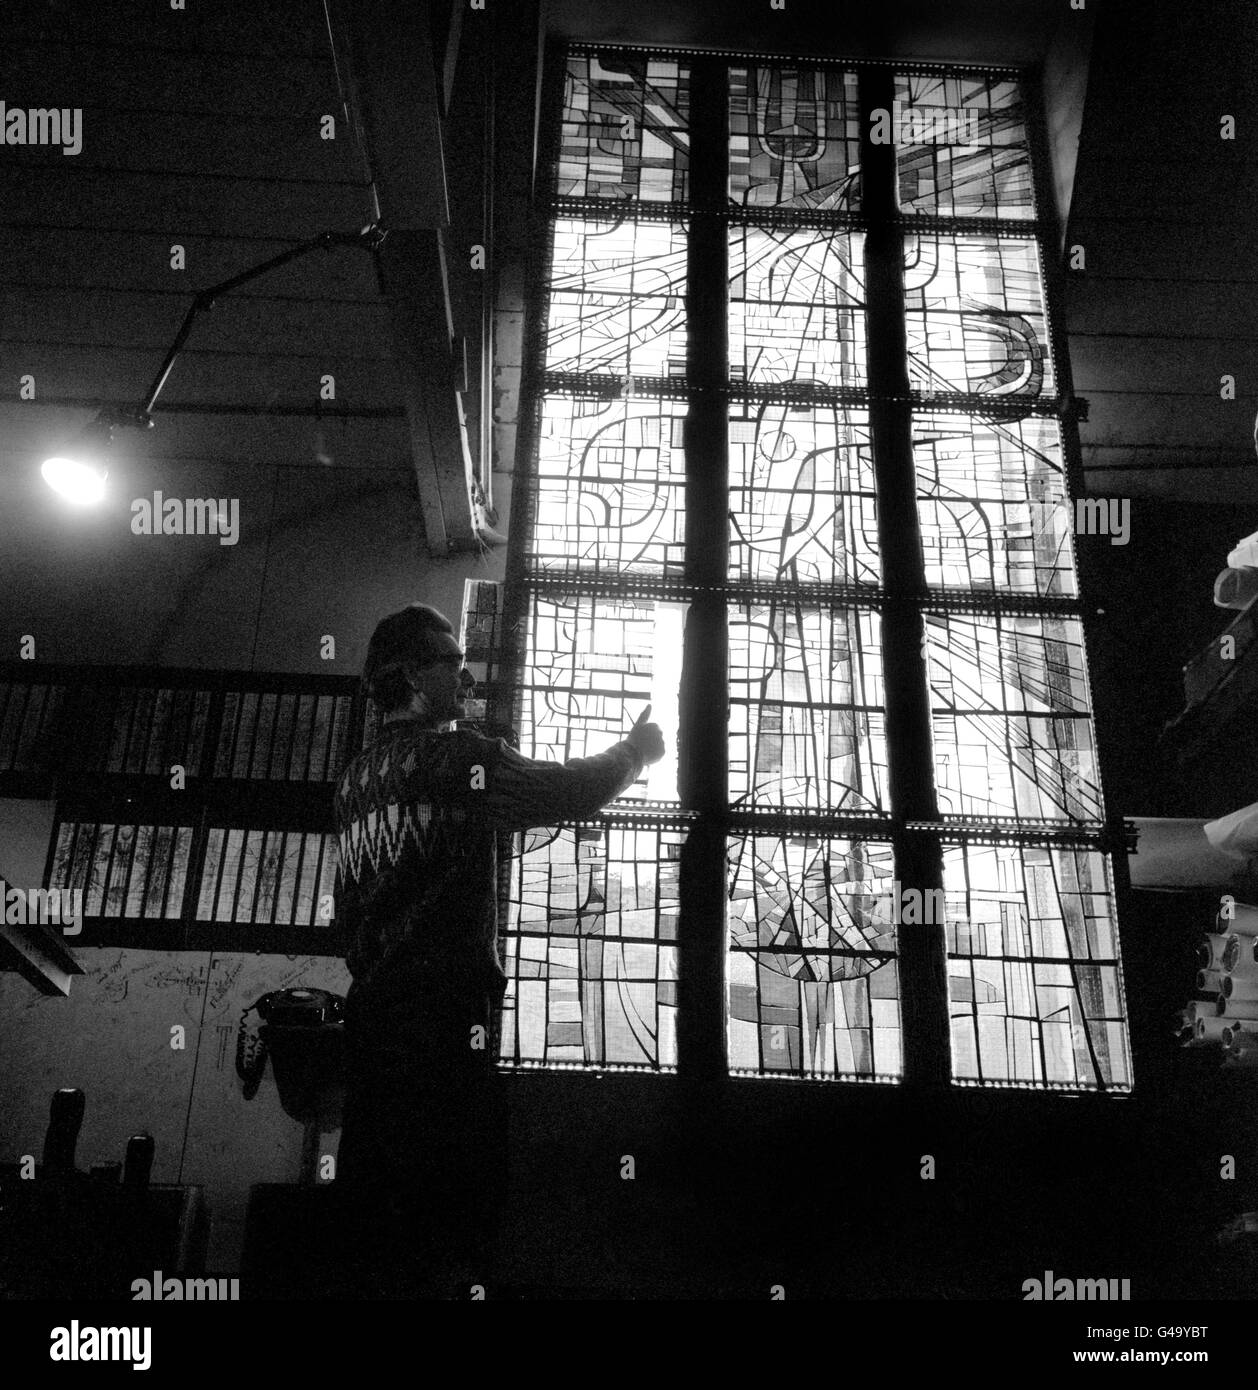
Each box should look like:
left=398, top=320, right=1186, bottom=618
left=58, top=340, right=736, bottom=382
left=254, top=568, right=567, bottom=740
left=481, top=707, right=666, bottom=831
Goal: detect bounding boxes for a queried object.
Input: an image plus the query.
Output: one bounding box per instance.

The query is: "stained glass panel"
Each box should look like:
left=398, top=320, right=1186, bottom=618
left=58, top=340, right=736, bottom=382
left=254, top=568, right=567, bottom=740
left=729, top=604, right=886, bottom=812
left=95, top=686, right=212, bottom=775
left=196, top=828, right=337, bottom=928
left=526, top=47, right=1126, bottom=1090
left=895, top=73, right=1034, bottom=219
left=0, top=682, right=213, bottom=777
left=49, top=820, right=194, bottom=921
left=914, top=412, right=1075, bottom=596
left=730, top=227, right=866, bottom=386
left=729, top=65, right=861, bottom=212
left=517, top=593, right=683, bottom=804
left=0, top=681, right=67, bottom=771
left=545, top=218, right=688, bottom=379
left=944, top=842, right=1131, bottom=1089
left=532, top=395, right=687, bottom=577
left=904, top=234, right=1053, bottom=398
left=728, top=834, right=901, bottom=1079
left=500, top=823, right=682, bottom=1068
left=214, top=690, right=352, bottom=782
left=729, top=402, right=880, bottom=586
left=451, top=579, right=504, bottom=728
left=926, top=612, right=1102, bottom=824
left=559, top=53, right=689, bottom=203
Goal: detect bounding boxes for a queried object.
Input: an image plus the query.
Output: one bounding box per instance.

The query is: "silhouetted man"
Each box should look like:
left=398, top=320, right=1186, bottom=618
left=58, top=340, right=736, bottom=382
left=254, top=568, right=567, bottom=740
left=333, top=602, right=664, bottom=1297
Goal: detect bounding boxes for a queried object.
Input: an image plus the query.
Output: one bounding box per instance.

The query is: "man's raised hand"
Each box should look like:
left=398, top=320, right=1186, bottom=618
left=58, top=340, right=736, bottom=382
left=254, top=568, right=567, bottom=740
left=626, top=703, right=666, bottom=765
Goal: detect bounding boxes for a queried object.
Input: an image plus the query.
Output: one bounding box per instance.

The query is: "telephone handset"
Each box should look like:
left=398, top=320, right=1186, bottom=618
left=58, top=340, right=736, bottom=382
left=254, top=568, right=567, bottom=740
left=235, top=987, right=345, bottom=1094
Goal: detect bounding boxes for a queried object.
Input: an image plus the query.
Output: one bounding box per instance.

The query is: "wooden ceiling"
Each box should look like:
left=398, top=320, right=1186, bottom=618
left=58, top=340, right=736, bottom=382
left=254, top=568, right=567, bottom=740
left=1, top=0, right=1252, bottom=665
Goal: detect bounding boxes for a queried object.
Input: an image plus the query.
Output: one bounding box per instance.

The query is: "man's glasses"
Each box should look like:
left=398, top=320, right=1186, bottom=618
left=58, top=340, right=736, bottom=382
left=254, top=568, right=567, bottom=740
left=415, top=653, right=466, bottom=670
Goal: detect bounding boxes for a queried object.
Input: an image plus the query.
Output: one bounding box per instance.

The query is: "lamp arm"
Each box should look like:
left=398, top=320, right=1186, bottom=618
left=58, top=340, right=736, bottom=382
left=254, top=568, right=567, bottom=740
left=137, top=223, right=387, bottom=421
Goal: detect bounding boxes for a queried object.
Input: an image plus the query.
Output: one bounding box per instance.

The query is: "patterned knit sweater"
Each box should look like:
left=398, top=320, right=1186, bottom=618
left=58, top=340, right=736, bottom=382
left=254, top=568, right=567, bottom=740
left=333, top=719, right=644, bottom=1002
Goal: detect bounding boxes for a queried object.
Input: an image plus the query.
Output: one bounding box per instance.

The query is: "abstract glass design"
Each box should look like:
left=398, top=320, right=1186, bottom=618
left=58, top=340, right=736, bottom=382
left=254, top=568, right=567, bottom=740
left=453, top=578, right=506, bottom=730
left=92, top=686, right=212, bottom=776
left=0, top=682, right=213, bottom=777
left=729, top=402, right=880, bottom=587
left=729, top=65, right=861, bottom=212
left=0, top=680, right=67, bottom=772
left=729, top=604, right=885, bottom=812
left=532, top=395, right=687, bottom=576
left=904, top=234, right=1053, bottom=398
left=925, top=612, right=1102, bottom=824
left=500, top=823, right=682, bottom=1068
left=730, top=227, right=866, bottom=385
left=523, top=47, right=1127, bottom=1088
left=728, top=834, right=901, bottom=1078
left=944, top=842, right=1131, bottom=1089
left=516, top=593, right=683, bottom=805
left=214, top=690, right=354, bottom=782
left=9, top=670, right=373, bottom=949
left=545, top=218, right=688, bottom=379
left=895, top=73, right=1033, bottom=219
left=49, top=820, right=195, bottom=921
left=197, top=828, right=338, bottom=928
left=559, top=53, right=690, bottom=203
left=914, top=412, right=1075, bottom=596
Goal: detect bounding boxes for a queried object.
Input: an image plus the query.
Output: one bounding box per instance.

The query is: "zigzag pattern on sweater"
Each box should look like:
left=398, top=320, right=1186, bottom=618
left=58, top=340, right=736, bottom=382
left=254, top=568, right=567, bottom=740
left=337, top=800, right=469, bottom=884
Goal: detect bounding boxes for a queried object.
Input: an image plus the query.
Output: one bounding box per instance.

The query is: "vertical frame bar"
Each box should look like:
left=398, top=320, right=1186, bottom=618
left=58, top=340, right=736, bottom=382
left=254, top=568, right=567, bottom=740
left=858, top=67, right=951, bottom=1089
left=677, top=55, right=731, bottom=1084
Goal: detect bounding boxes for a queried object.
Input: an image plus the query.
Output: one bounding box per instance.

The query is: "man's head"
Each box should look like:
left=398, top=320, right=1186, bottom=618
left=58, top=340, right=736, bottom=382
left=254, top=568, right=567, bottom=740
left=362, top=603, right=475, bottom=726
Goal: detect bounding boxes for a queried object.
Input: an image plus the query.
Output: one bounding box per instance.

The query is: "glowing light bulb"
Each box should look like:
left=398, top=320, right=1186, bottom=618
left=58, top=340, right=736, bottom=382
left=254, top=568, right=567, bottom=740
left=41, top=455, right=108, bottom=504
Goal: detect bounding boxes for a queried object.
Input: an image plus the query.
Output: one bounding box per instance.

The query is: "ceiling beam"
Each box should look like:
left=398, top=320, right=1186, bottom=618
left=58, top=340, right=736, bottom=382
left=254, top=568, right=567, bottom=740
left=324, top=0, right=487, bottom=554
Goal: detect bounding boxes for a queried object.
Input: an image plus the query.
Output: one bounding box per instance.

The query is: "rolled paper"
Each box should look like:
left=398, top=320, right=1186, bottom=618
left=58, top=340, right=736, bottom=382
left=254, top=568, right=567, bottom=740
left=1225, top=1020, right=1258, bottom=1042
left=1177, top=1003, right=1202, bottom=1028
left=1223, top=974, right=1258, bottom=1000
left=1222, top=935, right=1244, bottom=972
left=1198, top=968, right=1224, bottom=993
left=1200, top=934, right=1231, bottom=969
left=1219, top=994, right=1258, bottom=1019
left=1195, top=1016, right=1230, bottom=1041
left=1217, top=903, right=1258, bottom=937
left=1224, top=939, right=1258, bottom=980
left=1214, top=567, right=1258, bottom=610
left=1130, top=819, right=1254, bottom=888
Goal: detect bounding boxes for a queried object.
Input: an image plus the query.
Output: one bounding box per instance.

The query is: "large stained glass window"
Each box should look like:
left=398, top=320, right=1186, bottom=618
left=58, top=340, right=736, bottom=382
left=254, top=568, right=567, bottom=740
left=496, top=45, right=1131, bottom=1091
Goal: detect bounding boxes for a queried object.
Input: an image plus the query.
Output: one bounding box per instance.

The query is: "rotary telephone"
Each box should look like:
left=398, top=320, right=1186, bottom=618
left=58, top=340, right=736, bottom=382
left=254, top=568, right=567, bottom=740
left=235, top=987, right=345, bottom=1094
